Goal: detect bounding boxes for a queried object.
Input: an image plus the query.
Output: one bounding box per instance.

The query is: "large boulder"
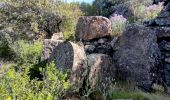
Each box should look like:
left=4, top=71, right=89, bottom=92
left=76, top=16, right=112, bottom=41
left=50, top=42, right=87, bottom=92
left=113, top=24, right=162, bottom=90
left=87, top=54, right=115, bottom=90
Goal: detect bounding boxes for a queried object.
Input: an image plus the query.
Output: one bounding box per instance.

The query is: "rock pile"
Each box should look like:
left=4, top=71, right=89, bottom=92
left=41, top=16, right=116, bottom=96
left=145, top=0, right=170, bottom=91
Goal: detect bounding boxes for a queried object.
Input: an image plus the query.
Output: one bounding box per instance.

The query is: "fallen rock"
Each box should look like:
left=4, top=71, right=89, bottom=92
left=76, top=16, right=112, bottom=41
left=51, top=42, right=87, bottom=92
left=41, top=39, right=64, bottom=61
left=87, top=54, right=115, bottom=90
left=113, top=24, right=162, bottom=90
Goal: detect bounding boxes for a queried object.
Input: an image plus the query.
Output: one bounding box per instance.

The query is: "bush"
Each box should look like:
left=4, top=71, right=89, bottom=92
left=0, top=62, right=69, bottom=100
left=13, top=40, right=43, bottom=64
left=110, top=14, right=128, bottom=36
left=144, top=2, right=164, bottom=20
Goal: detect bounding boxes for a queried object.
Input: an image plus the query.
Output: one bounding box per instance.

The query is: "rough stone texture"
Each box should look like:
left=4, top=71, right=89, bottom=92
left=76, top=16, right=112, bottom=41
left=83, top=37, right=113, bottom=56
left=154, top=27, right=170, bottom=39
left=51, top=42, right=87, bottom=92
left=87, top=54, right=115, bottom=90
left=41, top=39, right=64, bottom=61
left=113, top=24, right=162, bottom=89
left=51, top=32, right=64, bottom=40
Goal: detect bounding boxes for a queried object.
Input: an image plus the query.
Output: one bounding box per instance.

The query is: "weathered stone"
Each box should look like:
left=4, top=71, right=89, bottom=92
left=76, top=16, right=112, bottom=41
left=154, top=27, right=170, bottom=39
left=113, top=24, right=162, bottom=90
left=155, top=17, right=170, bottom=26
left=41, top=39, right=64, bottom=61
left=51, top=32, right=64, bottom=40
left=85, top=45, right=96, bottom=53
left=158, top=40, right=170, bottom=51
left=165, top=57, right=170, bottom=63
left=164, top=63, right=170, bottom=86
left=110, top=37, right=119, bottom=50
left=98, top=38, right=106, bottom=44
left=87, top=54, right=115, bottom=90
left=158, top=11, right=170, bottom=18
left=95, top=45, right=113, bottom=56
left=51, top=42, right=87, bottom=92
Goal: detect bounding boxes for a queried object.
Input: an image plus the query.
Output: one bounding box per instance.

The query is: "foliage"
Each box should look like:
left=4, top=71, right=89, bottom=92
left=80, top=2, right=97, bottom=16
left=57, top=3, right=84, bottom=41
left=92, top=0, right=128, bottom=17
left=0, top=62, right=69, bottom=100
left=107, top=91, right=149, bottom=100
left=13, top=40, right=43, bottom=64
left=144, top=2, right=164, bottom=20
left=110, top=14, right=128, bottom=36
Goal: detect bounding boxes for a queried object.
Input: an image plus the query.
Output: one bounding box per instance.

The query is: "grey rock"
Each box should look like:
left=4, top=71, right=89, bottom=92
left=51, top=42, right=87, bottom=92
left=98, top=38, right=106, bottom=44
left=51, top=32, right=64, bottom=40
left=87, top=54, right=115, bottom=90
left=154, top=27, right=170, bottom=39
left=41, top=39, right=64, bottom=61
left=85, top=45, right=96, bottom=53
left=165, top=57, right=170, bottom=63
left=113, top=24, right=162, bottom=90
left=76, top=16, right=112, bottom=41
left=110, top=37, right=119, bottom=49
left=164, top=63, right=170, bottom=86
left=159, top=40, right=170, bottom=51
left=155, top=17, right=170, bottom=26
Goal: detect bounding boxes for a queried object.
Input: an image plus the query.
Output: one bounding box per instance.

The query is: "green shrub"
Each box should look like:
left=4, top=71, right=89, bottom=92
left=0, top=62, right=69, bottom=100
left=13, top=40, right=43, bottom=64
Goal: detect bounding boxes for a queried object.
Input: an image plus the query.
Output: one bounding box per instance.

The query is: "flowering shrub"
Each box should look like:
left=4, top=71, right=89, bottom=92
left=144, top=2, right=164, bottom=20
left=110, top=14, right=128, bottom=36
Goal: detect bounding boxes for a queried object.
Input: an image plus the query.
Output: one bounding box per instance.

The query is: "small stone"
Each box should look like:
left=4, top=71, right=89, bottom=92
left=165, top=57, right=170, bottom=63
left=85, top=45, right=96, bottom=53
left=98, top=38, right=105, bottom=44
left=93, top=41, right=98, bottom=46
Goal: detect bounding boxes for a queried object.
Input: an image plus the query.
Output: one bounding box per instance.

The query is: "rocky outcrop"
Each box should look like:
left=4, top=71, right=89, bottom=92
left=87, top=54, right=115, bottom=90
left=158, top=40, right=170, bottom=87
left=145, top=1, right=170, bottom=90
left=113, top=24, right=162, bottom=90
left=50, top=42, right=87, bottom=92
left=83, top=37, right=113, bottom=56
left=76, top=16, right=112, bottom=41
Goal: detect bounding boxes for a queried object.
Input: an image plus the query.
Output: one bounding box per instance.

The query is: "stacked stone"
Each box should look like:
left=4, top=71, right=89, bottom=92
left=159, top=40, right=170, bottom=86
left=83, top=37, right=113, bottom=56
left=76, top=16, right=114, bottom=56
left=145, top=0, right=170, bottom=87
